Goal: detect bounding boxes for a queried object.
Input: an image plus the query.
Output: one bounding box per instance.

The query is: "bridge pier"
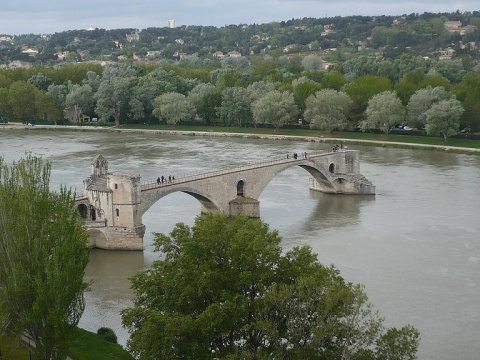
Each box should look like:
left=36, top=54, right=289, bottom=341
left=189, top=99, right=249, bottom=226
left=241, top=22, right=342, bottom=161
left=229, top=197, right=260, bottom=218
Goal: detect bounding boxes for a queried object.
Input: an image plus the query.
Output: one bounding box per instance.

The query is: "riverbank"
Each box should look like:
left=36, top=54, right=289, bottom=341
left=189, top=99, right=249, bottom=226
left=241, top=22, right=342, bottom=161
left=2, top=122, right=480, bottom=155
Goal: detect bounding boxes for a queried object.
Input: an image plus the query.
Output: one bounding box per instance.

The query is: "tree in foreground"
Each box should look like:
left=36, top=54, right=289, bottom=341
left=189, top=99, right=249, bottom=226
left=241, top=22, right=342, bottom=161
left=304, top=89, right=353, bottom=133
left=360, top=90, right=405, bottom=136
left=0, top=155, right=90, bottom=360
left=122, top=214, right=420, bottom=360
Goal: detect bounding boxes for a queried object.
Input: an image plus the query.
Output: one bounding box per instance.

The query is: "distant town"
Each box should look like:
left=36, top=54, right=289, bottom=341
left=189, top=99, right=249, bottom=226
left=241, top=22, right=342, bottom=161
left=0, top=11, right=479, bottom=67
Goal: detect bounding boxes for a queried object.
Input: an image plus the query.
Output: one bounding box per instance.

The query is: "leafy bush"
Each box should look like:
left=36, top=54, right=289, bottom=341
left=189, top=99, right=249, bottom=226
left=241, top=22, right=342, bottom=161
left=97, top=327, right=118, bottom=344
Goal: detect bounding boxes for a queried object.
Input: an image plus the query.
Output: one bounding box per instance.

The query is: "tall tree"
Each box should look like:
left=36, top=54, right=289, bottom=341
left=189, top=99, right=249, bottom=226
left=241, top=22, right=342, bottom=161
left=252, top=90, right=298, bottom=131
left=122, top=214, right=420, bottom=360
left=0, top=88, right=13, bottom=120
left=217, top=87, right=252, bottom=126
left=425, top=99, right=464, bottom=141
left=95, top=64, right=137, bottom=127
left=304, top=89, right=353, bottom=133
left=407, top=86, right=453, bottom=129
left=0, top=155, right=90, bottom=360
left=46, top=83, right=68, bottom=108
left=188, top=83, right=217, bottom=113
left=360, top=90, right=405, bottom=136
left=152, top=92, right=196, bottom=126
left=35, top=89, right=63, bottom=123
left=345, top=75, right=392, bottom=121
left=65, top=82, right=95, bottom=123
left=8, top=81, right=37, bottom=122
left=453, top=73, right=480, bottom=132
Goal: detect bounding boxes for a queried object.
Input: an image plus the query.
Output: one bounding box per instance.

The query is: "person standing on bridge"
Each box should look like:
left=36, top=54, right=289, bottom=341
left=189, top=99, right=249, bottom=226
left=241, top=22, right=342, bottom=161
left=157, top=177, right=160, bottom=184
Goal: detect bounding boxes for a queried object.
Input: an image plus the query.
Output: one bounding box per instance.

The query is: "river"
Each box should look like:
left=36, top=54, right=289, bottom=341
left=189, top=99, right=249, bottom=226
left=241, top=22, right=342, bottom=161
left=1, top=128, right=479, bottom=359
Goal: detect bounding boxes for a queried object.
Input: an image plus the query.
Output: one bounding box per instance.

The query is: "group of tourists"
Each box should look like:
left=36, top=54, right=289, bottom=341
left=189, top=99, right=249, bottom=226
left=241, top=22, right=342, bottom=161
left=332, top=143, right=344, bottom=152
left=156, top=175, right=175, bottom=184
left=287, top=152, right=309, bottom=160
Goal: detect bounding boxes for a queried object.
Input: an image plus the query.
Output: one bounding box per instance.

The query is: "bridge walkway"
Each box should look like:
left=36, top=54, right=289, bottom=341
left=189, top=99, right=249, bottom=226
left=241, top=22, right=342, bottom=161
left=140, top=149, right=342, bottom=192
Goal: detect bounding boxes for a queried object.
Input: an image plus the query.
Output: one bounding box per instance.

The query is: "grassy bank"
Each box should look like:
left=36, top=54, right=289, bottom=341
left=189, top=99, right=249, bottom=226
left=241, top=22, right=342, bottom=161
left=120, top=124, right=480, bottom=151
left=4, top=122, right=480, bottom=153
left=0, top=328, right=132, bottom=360
left=68, top=328, right=133, bottom=360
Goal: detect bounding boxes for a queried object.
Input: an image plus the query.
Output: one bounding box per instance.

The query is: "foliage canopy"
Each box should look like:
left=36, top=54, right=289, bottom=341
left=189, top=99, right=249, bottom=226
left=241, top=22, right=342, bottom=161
left=0, top=155, right=90, bottom=360
left=122, top=214, right=419, bottom=360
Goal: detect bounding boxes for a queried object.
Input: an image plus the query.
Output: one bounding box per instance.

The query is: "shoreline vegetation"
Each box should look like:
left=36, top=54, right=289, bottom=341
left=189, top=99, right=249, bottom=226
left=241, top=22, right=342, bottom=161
left=1, top=328, right=133, bottom=360
left=2, top=122, right=480, bottom=155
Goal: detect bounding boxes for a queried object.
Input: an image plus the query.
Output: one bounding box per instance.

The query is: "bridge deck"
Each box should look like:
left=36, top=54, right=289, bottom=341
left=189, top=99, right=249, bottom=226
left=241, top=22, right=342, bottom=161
left=140, top=149, right=345, bottom=191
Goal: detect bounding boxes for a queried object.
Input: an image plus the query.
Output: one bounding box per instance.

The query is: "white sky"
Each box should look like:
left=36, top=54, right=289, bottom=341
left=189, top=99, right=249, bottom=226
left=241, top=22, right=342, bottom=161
left=1, top=0, right=479, bottom=35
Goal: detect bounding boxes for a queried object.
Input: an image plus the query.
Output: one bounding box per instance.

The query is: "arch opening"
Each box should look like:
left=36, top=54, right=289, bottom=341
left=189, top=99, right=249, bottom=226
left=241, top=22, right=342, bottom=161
left=329, top=163, right=335, bottom=173
left=78, top=204, right=88, bottom=219
left=237, top=180, right=245, bottom=197
left=90, top=205, right=97, bottom=220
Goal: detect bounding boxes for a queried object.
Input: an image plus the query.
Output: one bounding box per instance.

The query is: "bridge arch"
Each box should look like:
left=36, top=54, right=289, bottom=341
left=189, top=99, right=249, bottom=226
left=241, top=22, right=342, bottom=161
left=247, top=159, right=336, bottom=200
left=141, top=184, right=222, bottom=216
left=237, top=180, right=245, bottom=197
left=78, top=203, right=88, bottom=219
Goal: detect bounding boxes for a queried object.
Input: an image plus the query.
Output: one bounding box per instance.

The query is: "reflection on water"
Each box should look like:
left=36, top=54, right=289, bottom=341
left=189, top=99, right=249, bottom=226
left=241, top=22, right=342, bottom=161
left=80, top=250, right=146, bottom=345
left=306, top=192, right=376, bottom=230
left=1, top=129, right=479, bottom=359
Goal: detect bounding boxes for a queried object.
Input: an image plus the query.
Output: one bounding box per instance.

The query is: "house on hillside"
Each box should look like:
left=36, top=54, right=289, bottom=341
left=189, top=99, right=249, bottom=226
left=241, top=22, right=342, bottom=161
left=228, top=50, right=241, bottom=57
left=212, top=51, right=225, bottom=58
left=126, top=30, right=140, bottom=42
left=22, top=48, right=39, bottom=57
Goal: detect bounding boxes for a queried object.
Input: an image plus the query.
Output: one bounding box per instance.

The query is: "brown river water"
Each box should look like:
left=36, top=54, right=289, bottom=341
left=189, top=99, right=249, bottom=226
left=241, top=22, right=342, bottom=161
left=1, top=128, right=479, bottom=359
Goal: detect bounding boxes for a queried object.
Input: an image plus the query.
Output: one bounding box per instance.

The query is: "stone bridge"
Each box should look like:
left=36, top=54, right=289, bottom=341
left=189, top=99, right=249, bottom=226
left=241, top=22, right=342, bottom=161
left=76, top=150, right=375, bottom=250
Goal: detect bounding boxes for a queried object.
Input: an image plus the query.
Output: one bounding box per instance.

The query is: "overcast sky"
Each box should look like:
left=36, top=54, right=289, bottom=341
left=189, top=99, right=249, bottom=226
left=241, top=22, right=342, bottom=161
left=1, top=0, right=479, bottom=35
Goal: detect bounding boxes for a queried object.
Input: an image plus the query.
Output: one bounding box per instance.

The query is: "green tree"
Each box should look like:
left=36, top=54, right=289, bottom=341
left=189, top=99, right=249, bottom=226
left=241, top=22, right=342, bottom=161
left=95, top=64, right=137, bottom=127
left=188, top=83, right=217, bottom=113
left=301, top=54, right=326, bottom=70
left=65, top=82, right=95, bottom=123
left=152, top=92, right=196, bottom=125
left=345, top=75, right=392, bottom=121
left=453, top=73, right=480, bottom=132
left=252, top=90, right=298, bottom=131
left=375, top=325, right=420, bottom=360
left=8, top=81, right=37, bottom=122
left=394, top=68, right=426, bottom=105
left=425, top=99, right=464, bottom=141
left=360, top=90, right=405, bottom=136
left=217, top=87, right=252, bottom=126
left=292, top=80, right=323, bottom=115
left=304, top=89, right=353, bottom=133
left=35, top=89, right=63, bottom=123
left=0, top=155, right=90, bottom=360
left=321, top=70, right=346, bottom=90
left=27, top=73, right=52, bottom=91
left=407, top=86, right=453, bottom=129
left=122, top=214, right=420, bottom=360
left=0, top=88, right=13, bottom=120
left=47, top=84, right=68, bottom=108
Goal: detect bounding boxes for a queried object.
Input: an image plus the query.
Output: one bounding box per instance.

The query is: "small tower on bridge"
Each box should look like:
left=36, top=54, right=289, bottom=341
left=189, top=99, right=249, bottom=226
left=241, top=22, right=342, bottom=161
left=81, top=154, right=145, bottom=250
